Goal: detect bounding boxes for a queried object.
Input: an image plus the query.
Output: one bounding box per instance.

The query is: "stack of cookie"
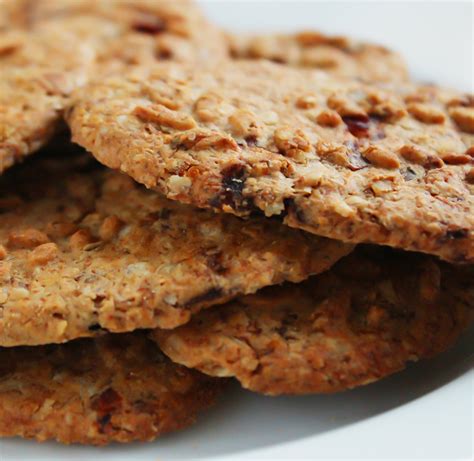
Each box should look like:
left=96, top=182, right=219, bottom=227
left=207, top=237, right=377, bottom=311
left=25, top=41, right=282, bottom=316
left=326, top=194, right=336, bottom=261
left=0, top=0, right=472, bottom=446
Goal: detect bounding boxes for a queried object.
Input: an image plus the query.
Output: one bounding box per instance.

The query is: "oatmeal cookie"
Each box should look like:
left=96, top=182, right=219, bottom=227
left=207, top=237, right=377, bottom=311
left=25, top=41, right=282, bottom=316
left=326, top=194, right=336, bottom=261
left=0, top=332, right=223, bottom=445
left=0, top=24, right=97, bottom=173
left=68, top=61, right=474, bottom=262
left=0, top=0, right=225, bottom=173
left=3, top=0, right=226, bottom=63
left=152, top=247, right=474, bottom=395
left=0, top=150, right=351, bottom=347
left=227, top=31, right=408, bottom=82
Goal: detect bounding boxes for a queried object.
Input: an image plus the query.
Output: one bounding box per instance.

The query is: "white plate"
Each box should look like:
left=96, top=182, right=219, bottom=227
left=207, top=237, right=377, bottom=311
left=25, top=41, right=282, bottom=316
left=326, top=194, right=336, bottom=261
left=1, top=1, right=473, bottom=460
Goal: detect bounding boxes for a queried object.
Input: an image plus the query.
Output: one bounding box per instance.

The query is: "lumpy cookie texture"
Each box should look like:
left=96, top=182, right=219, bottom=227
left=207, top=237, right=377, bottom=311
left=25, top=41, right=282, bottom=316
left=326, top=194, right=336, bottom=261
left=0, top=150, right=351, bottom=346
left=152, top=247, right=474, bottom=395
left=0, top=23, right=96, bottom=173
left=69, top=61, right=474, bottom=262
left=227, top=31, right=408, bottom=82
left=5, top=0, right=226, bottom=64
left=0, top=0, right=226, bottom=173
left=0, top=332, right=223, bottom=445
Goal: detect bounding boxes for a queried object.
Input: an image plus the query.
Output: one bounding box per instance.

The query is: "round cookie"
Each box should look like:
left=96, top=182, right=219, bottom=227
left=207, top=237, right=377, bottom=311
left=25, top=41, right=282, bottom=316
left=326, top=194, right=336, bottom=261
left=227, top=31, right=408, bottom=82
left=0, top=0, right=226, bottom=174
left=0, top=23, right=97, bottom=173
left=68, top=61, right=474, bottom=263
left=4, top=0, right=227, bottom=64
left=0, top=332, right=223, bottom=445
left=152, top=247, right=474, bottom=395
left=0, top=150, right=351, bottom=346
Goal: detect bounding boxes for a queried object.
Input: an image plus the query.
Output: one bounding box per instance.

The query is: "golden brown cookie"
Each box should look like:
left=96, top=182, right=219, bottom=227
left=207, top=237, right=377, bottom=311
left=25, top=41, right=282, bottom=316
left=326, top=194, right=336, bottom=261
left=0, top=23, right=97, bottom=173
left=152, top=247, right=474, bottom=395
left=0, top=149, right=351, bottom=347
left=0, top=332, right=223, bottom=445
left=0, top=0, right=226, bottom=173
left=5, top=0, right=227, bottom=64
left=68, top=61, right=474, bottom=263
left=227, top=31, right=408, bottom=82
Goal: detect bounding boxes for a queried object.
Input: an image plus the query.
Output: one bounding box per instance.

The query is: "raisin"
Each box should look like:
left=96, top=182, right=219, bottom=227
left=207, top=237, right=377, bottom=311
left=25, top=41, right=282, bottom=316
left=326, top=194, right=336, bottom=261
left=342, top=115, right=370, bottom=138
left=445, top=229, right=468, bottom=240
left=220, top=164, right=247, bottom=208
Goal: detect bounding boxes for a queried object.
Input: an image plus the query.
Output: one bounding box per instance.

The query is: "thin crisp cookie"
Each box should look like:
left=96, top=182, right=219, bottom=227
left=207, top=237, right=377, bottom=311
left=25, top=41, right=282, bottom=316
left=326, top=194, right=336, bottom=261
left=0, top=332, right=223, bottom=445
left=152, top=246, right=474, bottom=395
left=5, top=0, right=227, bottom=64
left=0, top=0, right=226, bottom=173
left=68, top=61, right=474, bottom=262
left=227, top=31, right=408, bottom=82
left=0, top=150, right=351, bottom=347
left=0, top=24, right=96, bottom=173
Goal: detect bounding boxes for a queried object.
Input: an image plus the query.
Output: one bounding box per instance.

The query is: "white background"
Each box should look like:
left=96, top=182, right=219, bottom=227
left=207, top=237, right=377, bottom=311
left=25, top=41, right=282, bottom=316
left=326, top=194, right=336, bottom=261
left=1, top=1, right=473, bottom=460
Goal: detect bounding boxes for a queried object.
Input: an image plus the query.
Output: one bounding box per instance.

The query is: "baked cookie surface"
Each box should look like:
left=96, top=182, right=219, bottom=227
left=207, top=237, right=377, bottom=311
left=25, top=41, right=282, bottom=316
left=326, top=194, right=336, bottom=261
left=5, top=0, right=226, bottom=64
left=0, top=0, right=226, bottom=173
left=227, top=31, right=408, bottom=82
left=69, top=61, right=474, bottom=262
left=0, top=150, right=351, bottom=346
left=0, top=24, right=97, bottom=173
left=152, top=247, right=474, bottom=395
left=0, top=332, right=223, bottom=445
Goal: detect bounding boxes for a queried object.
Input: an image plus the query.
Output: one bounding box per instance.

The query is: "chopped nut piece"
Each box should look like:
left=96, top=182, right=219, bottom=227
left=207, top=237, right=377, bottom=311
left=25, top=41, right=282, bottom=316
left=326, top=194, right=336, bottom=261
left=28, top=243, right=59, bottom=266
left=274, top=127, right=311, bottom=158
left=69, top=229, right=94, bottom=250
left=228, top=109, right=259, bottom=138
left=296, top=94, right=318, bottom=109
left=398, top=144, right=444, bottom=168
left=0, top=245, right=7, bottom=260
left=371, top=179, right=394, bottom=195
left=134, top=104, right=196, bottom=130
left=46, top=221, right=78, bottom=238
left=99, top=215, right=123, bottom=241
left=363, top=146, right=400, bottom=169
left=193, top=133, right=239, bottom=151
left=407, top=103, right=446, bottom=124
left=327, top=94, right=367, bottom=119
left=316, top=109, right=342, bottom=127
left=194, top=93, right=223, bottom=123
left=167, top=175, right=192, bottom=194
left=449, top=106, right=474, bottom=133
left=439, top=152, right=471, bottom=165
left=8, top=228, right=50, bottom=249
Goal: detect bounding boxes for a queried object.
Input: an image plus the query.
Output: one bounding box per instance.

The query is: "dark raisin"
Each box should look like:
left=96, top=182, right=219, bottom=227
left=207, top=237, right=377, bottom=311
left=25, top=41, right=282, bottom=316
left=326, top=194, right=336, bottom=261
left=93, top=295, right=105, bottom=307
left=91, top=388, right=122, bottom=414
left=269, top=56, right=285, bottom=64
left=132, top=18, right=166, bottom=35
left=97, top=414, right=111, bottom=433
left=445, top=229, right=468, bottom=240
left=220, top=164, right=247, bottom=208
left=156, top=48, right=172, bottom=60
left=245, top=135, right=258, bottom=146
left=342, top=115, right=370, bottom=138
